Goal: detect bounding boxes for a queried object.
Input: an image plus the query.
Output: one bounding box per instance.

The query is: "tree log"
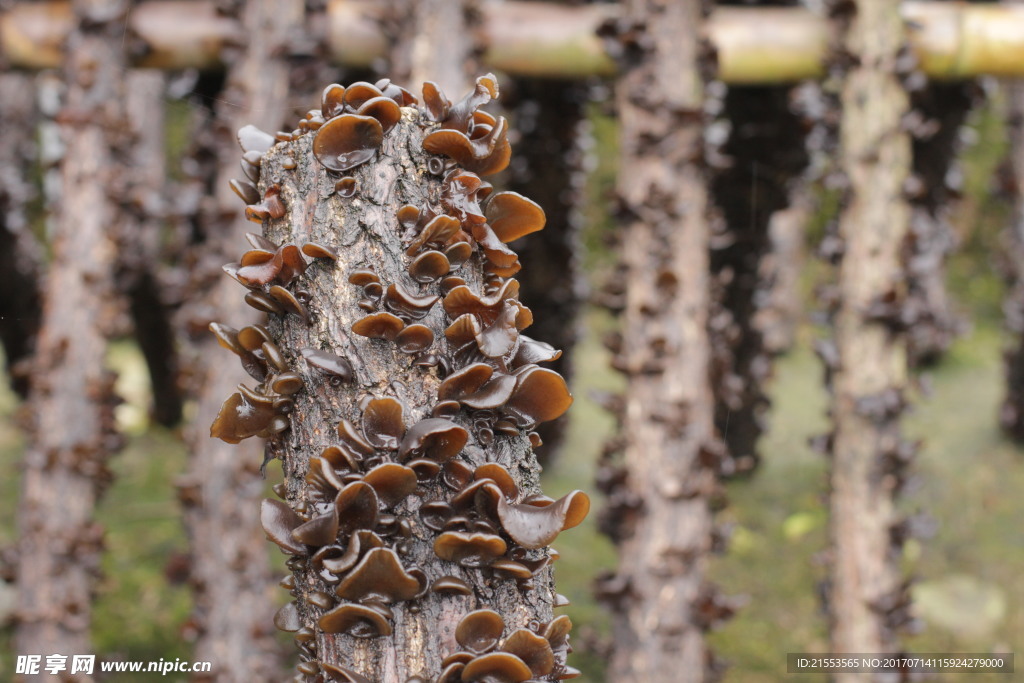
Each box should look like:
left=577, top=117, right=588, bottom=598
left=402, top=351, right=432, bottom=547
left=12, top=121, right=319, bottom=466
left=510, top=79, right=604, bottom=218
left=598, top=2, right=730, bottom=681
left=14, top=0, right=126, bottom=672
left=827, top=0, right=916, bottom=670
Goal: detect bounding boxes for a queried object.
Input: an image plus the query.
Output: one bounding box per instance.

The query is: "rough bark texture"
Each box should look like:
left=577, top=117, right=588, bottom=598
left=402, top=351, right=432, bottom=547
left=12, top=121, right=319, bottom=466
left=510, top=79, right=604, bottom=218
left=176, top=1, right=301, bottom=680
left=506, top=77, right=587, bottom=464
left=1002, top=75, right=1024, bottom=439
left=904, top=81, right=975, bottom=367
left=0, top=73, right=43, bottom=397
left=13, top=0, right=126, bottom=673
left=598, top=2, right=730, bottom=681
left=709, top=75, right=809, bottom=474
left=118, top=70, right=183, bottom=426
left=826, top=0, right=915, bottom=672
left=384, top=0, right=481, bottom=96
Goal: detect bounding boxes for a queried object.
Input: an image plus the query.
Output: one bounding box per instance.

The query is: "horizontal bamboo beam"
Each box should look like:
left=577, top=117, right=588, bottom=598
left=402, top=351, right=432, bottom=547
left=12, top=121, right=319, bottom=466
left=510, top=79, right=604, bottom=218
left=3, top=1, right=1024, bottom=83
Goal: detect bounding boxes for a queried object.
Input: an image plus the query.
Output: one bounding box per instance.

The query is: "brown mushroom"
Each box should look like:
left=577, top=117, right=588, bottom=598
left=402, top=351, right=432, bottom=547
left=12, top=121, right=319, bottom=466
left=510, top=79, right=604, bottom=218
left=321, top=663, right=373, bottom=683
left=455, top=609, right=505, bottom=655
left=301, top=348, right=354, bottom=383
left=357, top=96, right=401, bottom=134
left=301, top=241, right=339, bottom=261
left=460, top=652, right=532, bottom=683
left=244, top=185, right=286, bottom=223
left=352, top=312, right=405, bottom=340
left=244, top=291, right=283, bottom=315
left=291, top=506, right=340, bottom=547
left=511, top=335, right=562, bottom=368
left=445, top=241, right=473, bottom=267
left=443, top=280, right=520, bottom=324
left=361, top=397, right=405, bottom=449
left=475, top=301, right=521, bottom=359
left=394, top=324, right=434, bottom=354
left=431, top=575, right=472, bottom=596
left=496, top=490, right=590, bottom=550
left=260, top=499, right=307, bottom=555
left=348, top=267, right=379, bottom=286
left=313, top=114, right=384, bottom=172
left=211, top=389, right=276, bottom=443
left=334, top=547, right=422, bottom=603
left=318, top=602, right=392, bottom=638
left=474, top=464, right=518, bottom=499
left=362, top=463, right=417, bottom=507
left=337, top=419, right=376, bottom=457
left=398, top=418, right=468, bottom=462
left=268, top=285, right=309, bottom=321
left=434, top=531, right=507, bottom=567
left=405, top=214, right=462, bottom=255
left=408, top=250, right=450, bottom=282
left=322, top=530, right=384, bottom=575
left=342, top=81, right=384, bottom=110
left=237, top=124, right=276, bottom=155
left=274, top=601, right=301, bottom=632
left=422, top=117, right=511, bottom=177
left=229, top=178, right=260, bottom=205
left=384, top=283, right=439, bottom=320
left=500, top=629, right=555, bottom=678
left=334, top=482, right=381, bottom=537
left=504, top=366, right=573, bottom=426
left=485, top=191, right=546, bottom=243
left=335, top=176, right=358, bottom=197
left=321, top=83, right=346, bottom=119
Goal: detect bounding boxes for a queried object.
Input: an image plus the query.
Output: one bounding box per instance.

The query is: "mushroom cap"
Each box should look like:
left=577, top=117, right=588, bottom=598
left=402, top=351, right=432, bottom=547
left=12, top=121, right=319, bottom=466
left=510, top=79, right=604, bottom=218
left=384, top=282, right=440, bottom=320
left=210, top=390, right=275, bottom=443
left=321, top=662, right=373, bottom=683
left=273, top=601, right=301, bottom=632
left=362, top=397, right=405, bottom=449
left=461, top=652, right=533, bottom=683
left=398, top=418, right=468, bottom=462
left=475, top=463, right=518, bottom=499
left=334, top=481, right=381, bottom=537
left=318, top=602, right=392, bottom=638
left=334, top=547, right=423, bottom=603
left=260, top=499, right=307, bottom=555
left=394, top=324, right=435, bottom=354
left=496, top=489, right=590, bottom=549
left=321, top=530, right=384, bottom=575
left=431, top=575, right=472, bottom=595
left=434, top=531, right=507, bottom=567
left=408, top=250, right=451, bottom=282
left=362, top=463, right=417, bottom=507
left=301, top=348, right=354, bottom=381
left=313, top=114, right=384, bottom=172
left=352, top=311, right=405, bottom=340
left=504, top=366, right=573, bottom=427
left=485, top=191, right=546, bottom=243
left=237, top=124, right=276, bottom=155
left=321, top=83, right=346, bottom=118
left=268, top=285, right=308, bottom=321
left=335, top=176, right=358, bottom=197
left=301, top=241, right=339, bottom=261
left=291, top=507, right=339, bottom=547
left=512, top=335, right=561, bottom=368
left=501, top=629, right=555, bottom=677
left=357, top=96, right=401, bottom=134
left=455, top=608, right=505, bottom=655
left=337, top=418, right=376, bottom=456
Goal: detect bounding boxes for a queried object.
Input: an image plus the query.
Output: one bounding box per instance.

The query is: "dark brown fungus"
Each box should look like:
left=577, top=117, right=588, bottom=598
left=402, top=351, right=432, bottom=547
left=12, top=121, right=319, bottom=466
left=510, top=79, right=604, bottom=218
left=321, top=83, right=346, bottom=119
left=460, top=375, right=517, bottom=411
left=475, top=302, right=521, bottom=359
left=261, top=341, right=287, bottom=372
left=293, top=626, right=315, bottom=643
left=423, top=117, right=511, bottom=177
left=268, top=285, right=309, bottom=321
left=431, top=575, right=472, bottom=595
left=394, top=324, right=434, bottom=354
left=362, top=397, right=405, bottom=449
left=398, top=418, right=468, bottom=462
left=461, top=652, right=532, bottom=683
left=237, top=124, right=276, bottom=155
left=229, top=178, right=260, bottom=205
left=438, top=363, right=493, bottom=402
left=244, top=290, right=284, bottom=315
left=337, top=419, right=376, bottom=457
left=357, top=96, right=401, bottom=134
left=334, top=176, right=357, bottom=197
left=348, top=268, right=379, bottom=286
left=442, top=652, right=476, bottom=668
left=490, top=559, right=533, bottom=581
left=307, top=590, right=334, bottom=610
left=485, top=191, right=546, bottom=243
left=450, top=480, right=503, bottom=518
left=443, top=280, right=520, bottom=324
left=434, top=531, right=507, bottom=567
left=322, top=530, right=384, bottom=575
left=496, top=490, right=589, bottom=549
left=455, top=609, right=505, bottom=655
left=209, top=322, right=244, bottom=355
left=420, top=500, right=454, bottom=532
left=320, top=445, right=360, bottom=473
left=405, top=214, right=462, bottom=256
left=334, top=482, right=380, bottom=537
left=440, top=276, right=467, bottom=294
left=437, top=662, right=465, bottom=683
left=384, top=283, right=439, bottom=320
left=318, top=603, right=392, bottom=638
left=374, top=77, right=417, bottom=106
left=236, top=324, right=272, bottom=351
left=407, top=458, right=441, bottom=481
left=242, top=150, right=264, bottom=169
left=442, top=460, right=475, bottom=491
left=505, top=367, right=573, bottom=427
left=352, top=311, right=405, bottom=340
left=301, top=242, right=339, bottom=261
left=512, top=336, right=561, bottom=368
left=210, top=389, right=276, bottom=443
left=474, top=464, right=518, bottom=500
left=444, top=314, right=482, bottom=349
left=274, top=601, right=301, bottom=632
left=240, top=158, right=259, bottom=182
left=313, top=114, right=384, bottom=173
left=362, top=463, right=417, bottom=507
left=409, top=250, right=450, bottom=282
left=272, top=372, right=304, bottom=395
left=260, top=499, right=307, bottom=555
left=291, top=507, right=340, bottom=547
left=300, top=348, right=354, bottom=383
left=334, top=547, right=422, bottom=603
left=432, top=401, right=462, bottom=418
left=342, top=81, right=384, bottom=110
left=421, top=81, right=451, bottom=122
left=445, top=241, right=473, bottom=267
left=501, top=630, right=555, bottom=678
left=244, top=185, right=286, bottom=223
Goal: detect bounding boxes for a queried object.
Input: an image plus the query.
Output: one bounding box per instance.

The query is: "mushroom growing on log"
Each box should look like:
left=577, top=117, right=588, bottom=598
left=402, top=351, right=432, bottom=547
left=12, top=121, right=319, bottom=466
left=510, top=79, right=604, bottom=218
left=209, top=74, right=587, bottom=680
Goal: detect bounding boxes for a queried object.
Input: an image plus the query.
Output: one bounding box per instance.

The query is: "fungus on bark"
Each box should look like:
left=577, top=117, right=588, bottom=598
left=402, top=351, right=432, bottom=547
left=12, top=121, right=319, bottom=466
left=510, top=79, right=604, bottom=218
left=207, top=73, right=586, bottom=679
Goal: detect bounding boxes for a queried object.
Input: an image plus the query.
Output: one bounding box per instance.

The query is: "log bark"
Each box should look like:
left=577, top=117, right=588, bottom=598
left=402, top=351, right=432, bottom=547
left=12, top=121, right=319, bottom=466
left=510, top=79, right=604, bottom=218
left=13, top=0, right=126, bottom=673
left=209, top=77, right=583, bottom=680
left=0, top=73, right=43, bottom=397
left=176, top=1, right=302, bottom=680
left=599, top=2, right=729, bottom=681
left=826, top=0, right=915, bottom=671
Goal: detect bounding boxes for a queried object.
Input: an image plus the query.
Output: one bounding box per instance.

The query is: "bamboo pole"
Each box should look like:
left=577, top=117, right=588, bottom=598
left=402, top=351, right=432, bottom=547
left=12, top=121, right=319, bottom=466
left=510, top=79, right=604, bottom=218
left=4, top=1, right=1024, bottom=81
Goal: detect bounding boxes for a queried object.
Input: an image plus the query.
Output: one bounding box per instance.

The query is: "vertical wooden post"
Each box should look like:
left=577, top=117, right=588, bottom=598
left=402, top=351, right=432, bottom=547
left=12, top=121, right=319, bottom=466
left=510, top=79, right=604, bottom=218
left=827, top=0, right=915, bottom=669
